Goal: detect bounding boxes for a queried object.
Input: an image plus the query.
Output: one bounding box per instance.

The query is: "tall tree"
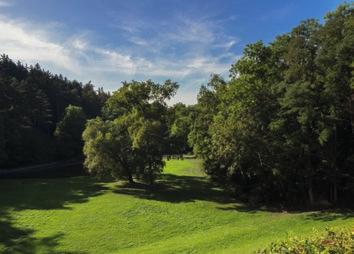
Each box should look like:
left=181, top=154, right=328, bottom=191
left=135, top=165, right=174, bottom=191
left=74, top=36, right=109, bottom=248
left=167, top=103, right=194, bottom=155
left=83, top=80, right=178, bottom=184
left=190, top=3, right=354, bottom=206
left=55, top=105, right=87, bottom=159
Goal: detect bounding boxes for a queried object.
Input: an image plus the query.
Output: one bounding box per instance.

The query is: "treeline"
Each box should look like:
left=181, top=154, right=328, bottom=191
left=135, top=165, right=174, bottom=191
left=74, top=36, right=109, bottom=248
left=0, top=53, right=194, bottom=172
left=1, top=3, right=352, bottom=207
left=0, top=55, right=110, bottom=168
left=188, top=4, right=354, bottom=206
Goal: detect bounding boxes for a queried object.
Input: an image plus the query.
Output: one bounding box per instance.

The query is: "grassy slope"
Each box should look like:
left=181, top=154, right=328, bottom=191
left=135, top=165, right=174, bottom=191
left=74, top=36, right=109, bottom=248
left=0, top=159, right=353, bottom=254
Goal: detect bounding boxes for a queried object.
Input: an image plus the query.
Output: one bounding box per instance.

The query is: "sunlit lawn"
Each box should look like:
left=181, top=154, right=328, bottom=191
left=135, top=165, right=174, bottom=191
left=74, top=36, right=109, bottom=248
left=0, top=159, right=353, bottom=253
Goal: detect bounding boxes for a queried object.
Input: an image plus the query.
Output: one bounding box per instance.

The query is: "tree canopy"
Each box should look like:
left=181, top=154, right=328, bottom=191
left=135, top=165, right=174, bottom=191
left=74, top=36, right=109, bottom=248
left=55, top=105, right=87, bottom=159
left=0, top=55, right=109, bottom=167
left=189, top=3, right=354, bottom=206
left=83, top=80, right=178, bottom=184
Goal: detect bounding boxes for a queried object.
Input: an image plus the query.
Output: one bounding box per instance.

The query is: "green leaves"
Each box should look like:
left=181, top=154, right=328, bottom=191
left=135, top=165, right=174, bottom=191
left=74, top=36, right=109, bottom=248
left=102, top=80, right=178, bottom=120
left=83, top=80, right=177, bottom=184
left=319, top=128, right=332, bottom=145
left=55, top=105, right=87, bottom=159
left=190, top=3, right=354, bottom=205
left=0, top=54, right=110, bottom=168
left=256, top=228, right=354, bottom=254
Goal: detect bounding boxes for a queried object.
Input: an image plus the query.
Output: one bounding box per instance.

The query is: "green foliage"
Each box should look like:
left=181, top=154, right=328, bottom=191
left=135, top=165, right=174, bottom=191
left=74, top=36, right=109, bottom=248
left=167, top=103, right=195, bottom=155
left=55, top=105, right=87, bottom=159
left=256, top=228, right=354, bottom=254
left=83, top=117, right=136, bottom=181
left=0, top=76, right=54, bottom=166
left=190, top=3, right=354, bottom=206
left=188, top=74, right=226, bottom=159
left=102, top=79, right=178, bottom=120
left=83, top=80, right=178, bottom=184
left=0, top=55, right=109, bottom=168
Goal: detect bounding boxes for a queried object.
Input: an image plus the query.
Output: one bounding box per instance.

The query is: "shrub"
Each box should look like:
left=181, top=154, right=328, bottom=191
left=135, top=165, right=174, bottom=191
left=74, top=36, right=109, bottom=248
left=256, top=228, right=353, bottom=254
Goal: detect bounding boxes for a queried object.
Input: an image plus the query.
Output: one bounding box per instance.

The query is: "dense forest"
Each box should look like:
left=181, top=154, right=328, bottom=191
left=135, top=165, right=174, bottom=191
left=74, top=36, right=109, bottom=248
left=188, top=4, right=354, bottom=206
left=1, top=3, right=353, bottom=207
left=0, top=55, right=110, bottom=167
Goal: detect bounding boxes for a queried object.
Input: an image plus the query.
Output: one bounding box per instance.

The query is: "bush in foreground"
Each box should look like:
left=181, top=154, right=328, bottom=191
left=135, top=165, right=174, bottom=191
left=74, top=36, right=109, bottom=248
left=256, top=228, right=353, bottom=254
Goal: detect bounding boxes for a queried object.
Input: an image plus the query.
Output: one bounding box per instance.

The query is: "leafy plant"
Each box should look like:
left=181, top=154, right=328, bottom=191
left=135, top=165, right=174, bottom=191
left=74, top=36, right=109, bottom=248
left=256, top=228, right=354, bottom=254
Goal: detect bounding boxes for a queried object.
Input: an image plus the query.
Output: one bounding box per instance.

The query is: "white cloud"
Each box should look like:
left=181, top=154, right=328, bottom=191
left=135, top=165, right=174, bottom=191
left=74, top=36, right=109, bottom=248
left=168, top=18, right=215, bottom=44
left=0, top=0, right=12, bottom=7
left=215, top=39, right=238, bottom=50
left=94, top=48, right=139, bottom=74
left=0, top=16, right=80, bottom=73
left=129, top=36, right=150, bottom=47
left=0, top=12, right=239, bottom=104
left=72, top=38, right=87, bottom=50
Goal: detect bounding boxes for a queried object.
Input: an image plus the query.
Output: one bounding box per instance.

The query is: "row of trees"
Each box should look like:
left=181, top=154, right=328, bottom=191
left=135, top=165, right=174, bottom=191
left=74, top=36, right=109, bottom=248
left=0, top=55, right=110, bottom=168
left=1, top=2, right=352, bottom=207
left=0, top=53, right=192, bottom=177
left=188, top=4, right=354, bottom=206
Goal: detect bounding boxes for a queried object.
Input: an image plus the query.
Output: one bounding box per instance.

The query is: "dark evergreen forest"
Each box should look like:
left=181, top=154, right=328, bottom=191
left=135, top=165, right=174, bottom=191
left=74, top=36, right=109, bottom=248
left=0, top=55, right=110, bottom=168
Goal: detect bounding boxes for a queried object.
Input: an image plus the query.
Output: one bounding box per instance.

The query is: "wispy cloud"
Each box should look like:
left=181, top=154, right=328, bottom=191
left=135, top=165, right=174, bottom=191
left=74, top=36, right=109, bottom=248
left=0, top=0, right=12, bottom=7
left=0, top=9, right=239, bottom=104
left=215, top=39, right=238, bottom=50
left=0, top=16, right=80, bottom=73
left=168, top=17, right=216, bottom=44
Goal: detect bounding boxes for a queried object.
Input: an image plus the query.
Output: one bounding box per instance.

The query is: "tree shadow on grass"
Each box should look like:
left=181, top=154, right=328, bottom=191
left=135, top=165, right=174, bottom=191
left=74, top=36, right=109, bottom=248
left=0, top=176, right=109, bottom=254
left=304, top=210, right=354, bottom=222
left=218, top=203, right=354, bottom=222
left=0, top=212, right=85, bottom=254
left=114, top=173, right=235, bottom=204
left=217, top=203, right=284, bottom=213
left=0, top=177, right=109, bottom=210
left=117, top=172, right=354, bottom=224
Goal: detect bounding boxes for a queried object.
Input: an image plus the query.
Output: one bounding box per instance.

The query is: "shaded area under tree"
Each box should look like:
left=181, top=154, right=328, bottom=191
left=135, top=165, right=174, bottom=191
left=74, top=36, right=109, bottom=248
left=0, top=177, right=108, bottom=253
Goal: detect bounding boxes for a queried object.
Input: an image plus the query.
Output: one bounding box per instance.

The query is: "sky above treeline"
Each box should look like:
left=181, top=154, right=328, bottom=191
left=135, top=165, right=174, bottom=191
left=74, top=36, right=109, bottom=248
left=0, top=0, right=346, bottom=104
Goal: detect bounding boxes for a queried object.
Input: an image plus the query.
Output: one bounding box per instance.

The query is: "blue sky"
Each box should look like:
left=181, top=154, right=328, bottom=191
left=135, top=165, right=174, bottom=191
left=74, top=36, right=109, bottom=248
left=0, top=0, right=347, bottom=104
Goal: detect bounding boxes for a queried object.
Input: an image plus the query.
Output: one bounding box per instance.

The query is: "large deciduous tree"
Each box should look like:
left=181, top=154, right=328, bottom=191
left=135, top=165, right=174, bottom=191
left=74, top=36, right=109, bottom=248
left=83, top=80, right=178, bottom=184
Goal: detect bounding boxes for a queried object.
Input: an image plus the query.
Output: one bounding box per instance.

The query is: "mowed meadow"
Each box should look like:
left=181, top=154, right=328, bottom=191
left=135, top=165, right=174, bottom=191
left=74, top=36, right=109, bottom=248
left=1, top=159, right=353, bottom=254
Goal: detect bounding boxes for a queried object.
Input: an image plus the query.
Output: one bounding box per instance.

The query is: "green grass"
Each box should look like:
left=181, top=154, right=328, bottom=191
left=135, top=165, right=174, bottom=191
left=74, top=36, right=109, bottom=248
left=0, top=159, right=353, bottom=254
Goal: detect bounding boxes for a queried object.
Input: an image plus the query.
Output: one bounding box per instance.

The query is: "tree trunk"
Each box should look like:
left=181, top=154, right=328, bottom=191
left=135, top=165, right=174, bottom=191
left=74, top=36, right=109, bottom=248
left=149, top=173, right=155, bottom=186
left=308, top=179, right=314, bottom=207
left=306, top=153, right=314, bottom=207
left=117, top=156, right=134, bottom=184
left=332, top=127, right=338, bottom=204
left=128, top=173, right=134, bottom=184
left=148, top=162, right=154, bottom=186
left=333, top=182, right=338, bottom=204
